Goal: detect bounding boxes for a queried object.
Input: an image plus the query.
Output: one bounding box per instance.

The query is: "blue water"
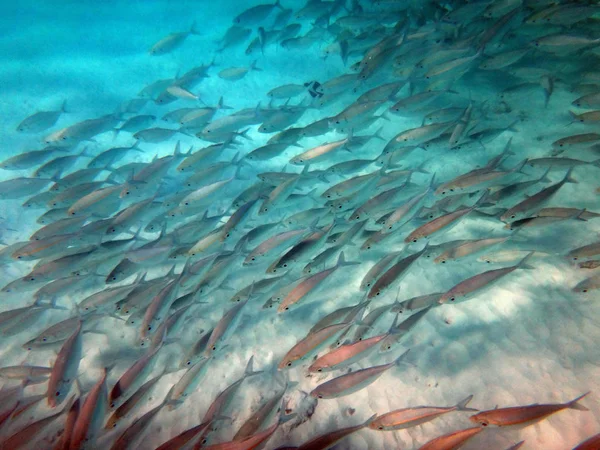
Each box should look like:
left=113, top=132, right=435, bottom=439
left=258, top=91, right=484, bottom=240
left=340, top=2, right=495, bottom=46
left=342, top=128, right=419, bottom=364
left=0, top=1, right=599, bottom=449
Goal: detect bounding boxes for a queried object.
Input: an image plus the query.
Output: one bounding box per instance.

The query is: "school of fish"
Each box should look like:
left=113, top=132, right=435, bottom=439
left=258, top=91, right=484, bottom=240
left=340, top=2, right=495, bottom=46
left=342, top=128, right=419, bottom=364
left=0, top=0, right=599, bottom=449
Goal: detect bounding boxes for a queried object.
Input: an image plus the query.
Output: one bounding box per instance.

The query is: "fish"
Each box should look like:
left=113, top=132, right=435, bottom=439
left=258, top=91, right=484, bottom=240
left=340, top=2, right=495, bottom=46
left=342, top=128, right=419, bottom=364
left=149, top=22, right=200, bottom=55
left=110, top=399, right=166, bottom=450
left=16, top=100, right=67, bottom=133
left=69, top=368, right=108, bottom=449
left=470, top=392, right=590, bottom=426
left=233, top=1, right=282, bottom=26
left=0, top=146, right=68, bottom=170
left=155, top=421, right=212, bottom=450
left=47, top=321, right=82, bottom=407
left=439, top=253, right=534, bottom=304
left=1, top=400, right=69, bottom=449
left=310, top=350, right=410, bottom=399
left=368, top=246, right=428, bottom=299
left=295, top=414, right=376, bottom=450
left=0, top=365, right=52, bottom=383
left=218, top=61, right=262, bottom=81
left=278, top=322, right=350, bottom=370
left=369, top=395, right=477, bottom=430
left=204, top=300, right=247, bottom=356
left=278, top=252, right=358, bottom=312
left=573, top=433, right=600, bottom=450
left=308, top=333, right=388, bottom=373
left=109, top=342, right=162, bottom=406
left=405, top=195, right=487, bottom=243
left=500, top=169, right=577, bottom=222
left=419, top=426, right=484, bottom=450
left=573, top=273, right=600, bottom=293
left=290, top=136, right=349, bottom=165
left=105, top=372, right=163, bottom=429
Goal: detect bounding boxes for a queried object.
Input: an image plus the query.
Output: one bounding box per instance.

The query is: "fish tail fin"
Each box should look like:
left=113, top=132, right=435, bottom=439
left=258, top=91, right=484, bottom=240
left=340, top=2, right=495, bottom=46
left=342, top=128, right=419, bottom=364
left=563, top=167, right=578, bottom=184
left=237, top=128, right=252, bottom=141
left=274, top=0, right=283, bottom=9
left=427, top=172, right=438, bottom=192
left=335, top=251, right=360, bottom=268
left=538, top=167, right=552, bottom=183
left=250, top=60, right=263, bottom=72
left=455, top=394, right=479, bottom=412
left=415, top=159, right=431, bottom=174
left=243, top=355, right=264, bottom=378
left=567, top=391, right=590, bottom=411
left=508, top=157, right=529, bottom=175
left=568, top=111, right=580, bottom=125
left=517, top=251, right=535, bottom=270
left=394, top=348, right=411, bottom=366
left=217, top=96, right=234, bottom=110
left=190, top=21, right=201, bottom=35
left=362, top=414, right=378, bottom=427
left=373, top=125, right=386, bottom=141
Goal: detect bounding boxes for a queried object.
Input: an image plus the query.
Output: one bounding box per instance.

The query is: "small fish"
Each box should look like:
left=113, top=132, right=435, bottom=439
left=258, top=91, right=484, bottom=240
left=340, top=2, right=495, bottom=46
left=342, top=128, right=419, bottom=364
left=439, top=253, right=534, bottom=304
left=149, top=22, right=200, bottom=55
left=218, top=61, right=262, bottom=81
left=419, top=426, right=484, bottom=450
left=369, top=395, right=477, bottom=430
left=69, top=368, right=108, bottom=449
left=500, top=169, right=577, bottom=222
left=295, top=414, right=376, bottom=450
left=308, top=333, right=388, bottom=373
left=470, top=392, right=590, bottom=426
left=233, top=0, right=282, bottom=26
left=573, top=273, right=600, bottom=293
left=310, top=350, right=409, bottom=399
left=16, top=100, right=67, bottom=133
left=573, top=433, right=600, bottom=450
left=47, top=321, right=82, bottom=407
left=278, top=322, right=350, bottom=370
left=278, top=252, right=358, bottom=312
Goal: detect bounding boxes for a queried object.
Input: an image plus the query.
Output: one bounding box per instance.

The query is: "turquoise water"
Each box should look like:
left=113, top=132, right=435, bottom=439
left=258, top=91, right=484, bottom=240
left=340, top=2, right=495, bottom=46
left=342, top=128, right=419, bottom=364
left=0, top=1, right=599, bottom=449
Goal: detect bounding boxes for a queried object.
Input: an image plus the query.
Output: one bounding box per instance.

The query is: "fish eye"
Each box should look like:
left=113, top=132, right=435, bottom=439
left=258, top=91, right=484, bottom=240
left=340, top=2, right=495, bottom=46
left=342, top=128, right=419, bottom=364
left=485, top=260, right=491, bottom=264
left=187, top=361, right=191, bottom=365
left=412, top=239, right=418, bottom=243
left=110, top=402, right=115, bottom=408
left=317, top=394, right=323, bottom=398
left=573, top=257, right=578, bottom=261
left=42, top=337, right=47, bottom=341
left=376, top=292, right=380, bottom=296
left=55, top=391, right=60, bottom=396
left=441, top=260, right=445, bottom=264
left=481, top=422, right=488, bottom=427
left=287, top=361, right=292, bottom=367
left=450, top=297, right=455, bottom=301
left=510, top=215, right=515, bottom=219
left=112, top=423, right=117, bottom=428
left=378, top=426, right=384, bottom=430
left=212, top=345, right=216, bottom=351
left=582, top=289, right=588, bottom=293
left=317, top=368, right=322, bottom=372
